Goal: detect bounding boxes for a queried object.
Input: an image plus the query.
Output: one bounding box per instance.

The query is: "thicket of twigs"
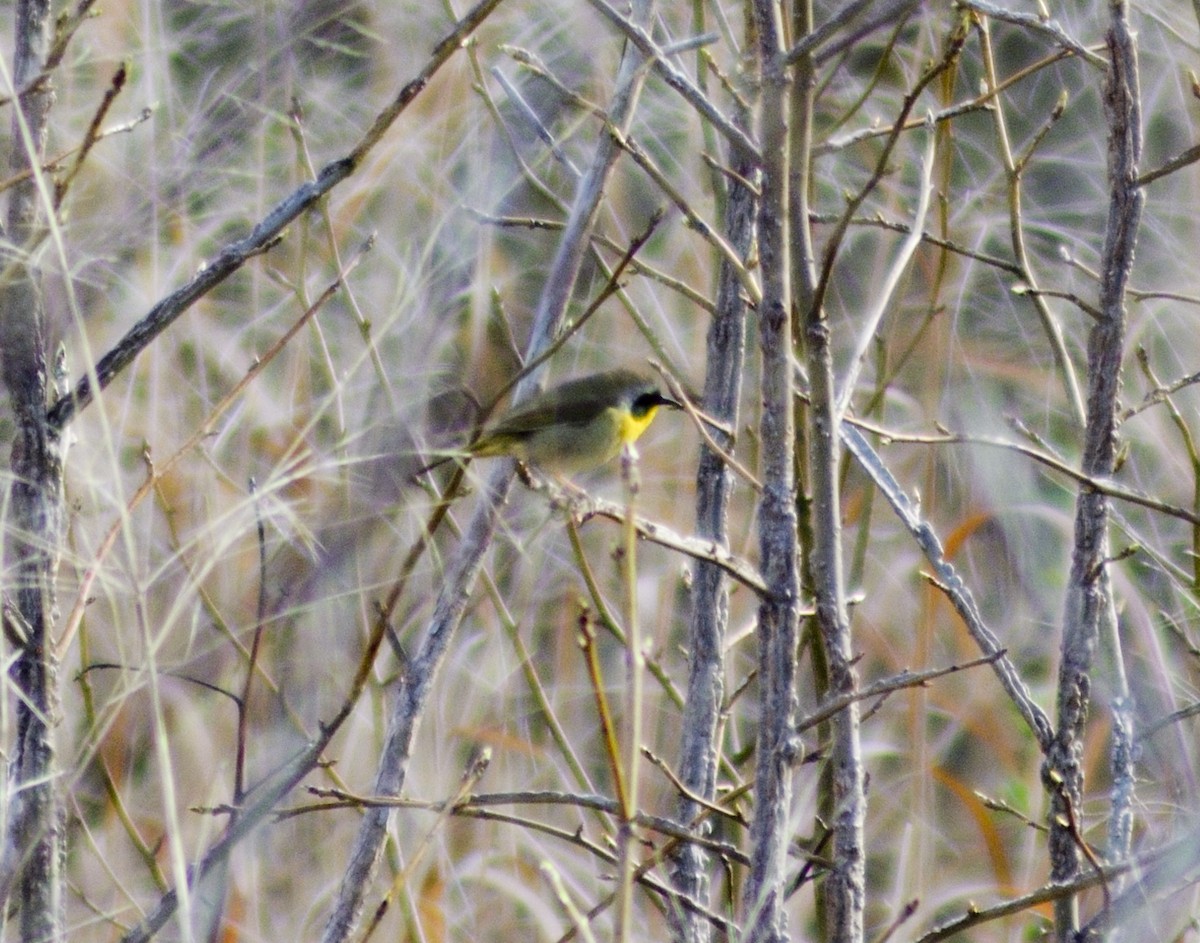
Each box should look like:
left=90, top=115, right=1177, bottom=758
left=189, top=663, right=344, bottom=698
left=1, top=0, right=1199, bottom=941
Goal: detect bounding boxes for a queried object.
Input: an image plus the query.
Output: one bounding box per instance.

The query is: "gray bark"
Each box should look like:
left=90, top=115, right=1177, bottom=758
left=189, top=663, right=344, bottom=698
left=743, top=3, right=803, bottom=941
left=1045, top=3, right=1142, bottom=940
left=668, top=77, right=755, bottom=943
left=0, top=2, right=65, bottom=940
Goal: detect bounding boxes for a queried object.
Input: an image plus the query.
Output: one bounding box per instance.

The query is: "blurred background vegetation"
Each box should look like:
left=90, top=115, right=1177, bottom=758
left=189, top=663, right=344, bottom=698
left=4, top=0, right=1200, bottom=939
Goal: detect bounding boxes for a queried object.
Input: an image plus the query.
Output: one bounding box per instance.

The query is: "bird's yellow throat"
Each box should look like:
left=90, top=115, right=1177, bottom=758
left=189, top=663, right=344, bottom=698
left=618, top=404, right=662, bottom=446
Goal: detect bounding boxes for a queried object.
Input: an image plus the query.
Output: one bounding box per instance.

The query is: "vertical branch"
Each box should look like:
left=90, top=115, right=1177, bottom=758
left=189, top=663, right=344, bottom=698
left=1044, top=1, right=1142, bottom=939
left=614, top=452, right=643, bottom=943
left=792, top=1, right=866, bottom=941
left=0, top=1, right=64, bottom=941
left=1100, top=0, right=1140, bottom=882
left=788, top=0, right=829, bottom=931
left=318, top=3, right=658, bottom=941
left=976, top=13, right=1086, bottom=424
left=743, top=3, right=802, bottom=942
left=668, top=23, right=755, bottom=941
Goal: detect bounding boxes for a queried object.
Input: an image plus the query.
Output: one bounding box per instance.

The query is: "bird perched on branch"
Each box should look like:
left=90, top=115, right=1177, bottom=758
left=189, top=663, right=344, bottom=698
left=418, top=368, right=682, bottom=476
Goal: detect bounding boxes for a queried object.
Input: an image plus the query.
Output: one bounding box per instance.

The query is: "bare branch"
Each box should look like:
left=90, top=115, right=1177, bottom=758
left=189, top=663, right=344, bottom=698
left=0, top=1, right=65, bottom=936
left=1047, top=3, right=1143, bottom=936
left=958, top=0, right=1107, bottom=67
left=742, top=3, right=807, bottom=941
left=574, top=494, right=768, bottom=596
left=839, top=423, right=1054, bottom=747
left=582, top=0, right=760, bottom=163
left=47, top=0, right=507, bottom=430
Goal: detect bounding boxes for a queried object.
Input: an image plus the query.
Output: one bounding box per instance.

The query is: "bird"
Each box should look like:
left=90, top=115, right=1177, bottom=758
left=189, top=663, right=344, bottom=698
left=418, top=368, right=683, bottom=476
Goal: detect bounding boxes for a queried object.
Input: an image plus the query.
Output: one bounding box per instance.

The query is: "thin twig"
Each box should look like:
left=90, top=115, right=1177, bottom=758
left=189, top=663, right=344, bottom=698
left=56, top=242, right=373, bottom=662
left=612, top=129, right=761, bottom=305
left=1136, top=141, right=1200, bottom=187
left=796, top=652, right=1004, bottom=733
left=579, top=612, right=629, bottom=815
left=849, top=420, right=1200, bottom=528
left=977, top=14, right=1085, bottom=423
left=356, top=749, right=492, bottom=943
left=958, top=0, right=1107, bottom=67
left=613, top=446, right=644, bottom=943
left=838, top=422, right=1054, bottom=748
left=52, top=62, right=126, bottom=208
left=573, top=495, right=768, bottom=595
left=541, top=863, right=600, bottom=943
left=48, top=0, right=507, bottom=431
left=582, top=0, right=760, bottom=162
left=835, top=115, right=935, bottom=417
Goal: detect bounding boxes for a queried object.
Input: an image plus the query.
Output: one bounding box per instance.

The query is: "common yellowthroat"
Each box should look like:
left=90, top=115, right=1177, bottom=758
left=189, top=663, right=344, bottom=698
left=421, top=368, right=682, bottom=476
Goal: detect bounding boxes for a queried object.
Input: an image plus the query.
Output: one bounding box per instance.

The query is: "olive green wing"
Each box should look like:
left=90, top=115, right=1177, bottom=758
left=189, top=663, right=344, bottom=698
left=487, top=385, right=610, bottom=437
left=474, top=370, right=645, bottom=448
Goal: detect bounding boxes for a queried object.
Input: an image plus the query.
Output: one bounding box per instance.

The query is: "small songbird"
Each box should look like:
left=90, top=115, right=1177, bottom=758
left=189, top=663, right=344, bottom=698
left=420, top=368, right=683, bottom=476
